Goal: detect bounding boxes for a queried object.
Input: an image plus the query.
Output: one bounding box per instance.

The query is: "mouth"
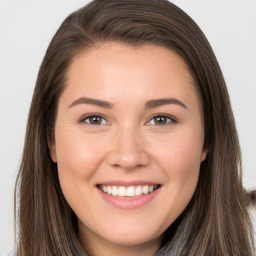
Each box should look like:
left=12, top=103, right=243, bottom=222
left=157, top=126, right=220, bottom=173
left=97, top=184, right=161, bottom=198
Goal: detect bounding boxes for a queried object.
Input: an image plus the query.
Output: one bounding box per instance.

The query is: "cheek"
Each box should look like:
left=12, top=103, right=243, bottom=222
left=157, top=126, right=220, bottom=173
left=151, top=126, right=203, bottom=201
left=152, top=128, right=203, bottom=176
left=54, top=128, right=110, bottom=214
left=54, top=128, right=109, bottom=206
left=55, top=129, right=106, bottom=177
left=161, top=139, right=201, bottom=195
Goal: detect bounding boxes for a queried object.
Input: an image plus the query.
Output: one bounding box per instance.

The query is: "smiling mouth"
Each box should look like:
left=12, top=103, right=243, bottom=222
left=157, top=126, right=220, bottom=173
left=97, top=184, right=161, bottom=198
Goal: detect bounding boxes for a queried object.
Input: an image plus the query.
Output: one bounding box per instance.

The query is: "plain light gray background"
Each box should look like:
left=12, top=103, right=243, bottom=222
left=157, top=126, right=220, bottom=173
left=0, top=0, right=255, bottom=255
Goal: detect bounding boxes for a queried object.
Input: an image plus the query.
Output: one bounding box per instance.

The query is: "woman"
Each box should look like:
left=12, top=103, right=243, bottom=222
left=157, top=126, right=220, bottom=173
left=14, top=0, right=255, bottom=255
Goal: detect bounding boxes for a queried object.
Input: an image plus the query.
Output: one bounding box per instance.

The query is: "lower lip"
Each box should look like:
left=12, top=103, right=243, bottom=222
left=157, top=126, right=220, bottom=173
left=97, top=186, right=161, bottom=210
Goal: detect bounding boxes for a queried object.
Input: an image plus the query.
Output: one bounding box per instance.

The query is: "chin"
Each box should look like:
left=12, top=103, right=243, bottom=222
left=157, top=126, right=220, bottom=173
left=95, top=222, right=165, bottom=247
left=104, top=234, right=160, bottom=247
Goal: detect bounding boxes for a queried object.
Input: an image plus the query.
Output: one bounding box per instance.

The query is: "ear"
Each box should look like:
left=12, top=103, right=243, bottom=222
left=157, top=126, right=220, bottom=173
left=200, top=148, right=208, bottom=162
left=47, top=129, right=57, bottom=163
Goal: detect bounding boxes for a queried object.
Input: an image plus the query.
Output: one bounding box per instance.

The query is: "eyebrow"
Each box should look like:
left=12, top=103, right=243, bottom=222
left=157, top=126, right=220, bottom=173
left=145, top=98, right=187, bottom=110
left=68, top=97, right=187, bottom=110
left=69, top=97, right=114, bottom=109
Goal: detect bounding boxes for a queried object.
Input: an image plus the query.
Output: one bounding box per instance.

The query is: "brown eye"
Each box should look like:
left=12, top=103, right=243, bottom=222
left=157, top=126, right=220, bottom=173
left=89, top=116, right=102, bottom=124
left=82, top=115, right=108, bottom=125
left=148, top=115, right=175, bottom=125
left=154, top=116, right=168, bottom=125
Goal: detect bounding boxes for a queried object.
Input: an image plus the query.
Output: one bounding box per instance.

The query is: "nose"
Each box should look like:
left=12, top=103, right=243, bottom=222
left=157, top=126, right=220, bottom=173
left=106, top=127, right=150, bottom=170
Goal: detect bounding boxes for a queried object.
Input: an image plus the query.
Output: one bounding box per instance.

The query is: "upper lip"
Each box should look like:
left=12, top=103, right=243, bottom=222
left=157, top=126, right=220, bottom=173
left=96, top=180, right=161, bottom=186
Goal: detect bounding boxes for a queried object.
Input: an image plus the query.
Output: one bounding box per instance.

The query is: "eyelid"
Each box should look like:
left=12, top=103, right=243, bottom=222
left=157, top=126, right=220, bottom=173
left=146, top=113, right=178, bottom=125
left=79, top=113, right=110, bottom=125
left=79, top=113, right=178, bottom=126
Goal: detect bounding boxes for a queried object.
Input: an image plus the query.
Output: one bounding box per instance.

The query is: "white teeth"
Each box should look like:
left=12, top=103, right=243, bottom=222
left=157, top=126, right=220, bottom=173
left=112, top=186, right=118, bottom=196
left=118, top=186, right=126, bottom=197
left=100, top=184, right=159, bottom=197
left=142, top=185, right=149, bottom=194
left=126, top=186, right=136, bottom=196
left=135, top=186, right=142, bottom=196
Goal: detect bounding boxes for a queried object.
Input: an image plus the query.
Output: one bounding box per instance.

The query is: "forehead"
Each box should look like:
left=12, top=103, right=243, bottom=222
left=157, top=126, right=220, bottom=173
left=63, top=42, right=200, bottom=109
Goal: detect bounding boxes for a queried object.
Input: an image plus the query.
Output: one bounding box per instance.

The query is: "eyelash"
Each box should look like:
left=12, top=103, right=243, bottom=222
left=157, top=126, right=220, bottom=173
left=79, top=113, right=177, bottom=126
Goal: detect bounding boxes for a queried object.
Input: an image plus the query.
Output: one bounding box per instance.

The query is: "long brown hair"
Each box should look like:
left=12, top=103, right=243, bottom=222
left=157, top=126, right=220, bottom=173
left=15, top=0, right=255, bottom=255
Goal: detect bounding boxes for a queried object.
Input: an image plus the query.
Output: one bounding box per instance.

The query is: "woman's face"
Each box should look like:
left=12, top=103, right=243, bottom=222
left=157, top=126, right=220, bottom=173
left=49, top=42, right=207, bottom=254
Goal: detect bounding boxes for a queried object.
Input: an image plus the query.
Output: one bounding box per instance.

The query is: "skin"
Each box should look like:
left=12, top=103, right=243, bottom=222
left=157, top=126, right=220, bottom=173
left=48, top=42, right=207, bottom=256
